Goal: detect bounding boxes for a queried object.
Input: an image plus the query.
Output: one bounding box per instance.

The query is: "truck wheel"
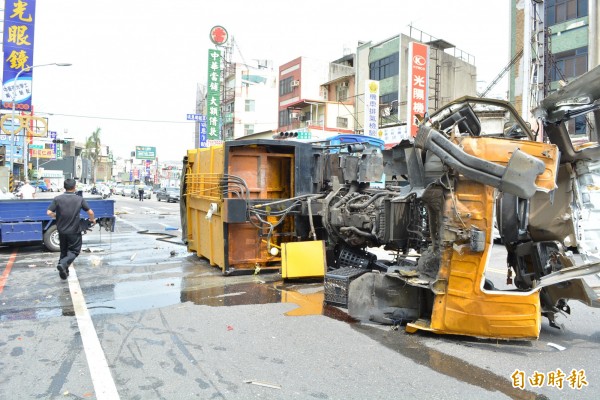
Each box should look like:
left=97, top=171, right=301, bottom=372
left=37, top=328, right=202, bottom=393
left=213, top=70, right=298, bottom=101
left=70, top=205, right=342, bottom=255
left=43, top=225, right=61, bottom=252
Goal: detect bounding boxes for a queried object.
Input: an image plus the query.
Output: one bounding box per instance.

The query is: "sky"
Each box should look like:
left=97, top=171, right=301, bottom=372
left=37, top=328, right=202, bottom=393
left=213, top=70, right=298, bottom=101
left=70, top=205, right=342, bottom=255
left=23, top=0, right=511, bottom=162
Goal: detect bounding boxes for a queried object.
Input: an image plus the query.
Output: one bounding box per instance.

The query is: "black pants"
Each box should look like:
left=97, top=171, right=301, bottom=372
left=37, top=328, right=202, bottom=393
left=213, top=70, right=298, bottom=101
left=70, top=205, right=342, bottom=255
left=138, top=191, right=144, bottom=201
left=58, top=232, right=83, bottom=270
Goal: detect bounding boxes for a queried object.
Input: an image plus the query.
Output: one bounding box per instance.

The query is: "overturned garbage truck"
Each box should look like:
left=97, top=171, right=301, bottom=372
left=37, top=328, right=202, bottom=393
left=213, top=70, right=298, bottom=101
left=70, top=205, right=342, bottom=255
left=182, top=66, right=600, bottom=340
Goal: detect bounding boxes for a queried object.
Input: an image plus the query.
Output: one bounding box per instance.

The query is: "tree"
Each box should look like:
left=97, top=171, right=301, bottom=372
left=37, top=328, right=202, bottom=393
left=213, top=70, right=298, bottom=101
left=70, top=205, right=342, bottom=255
left=83, top=127, right=102, bottom=183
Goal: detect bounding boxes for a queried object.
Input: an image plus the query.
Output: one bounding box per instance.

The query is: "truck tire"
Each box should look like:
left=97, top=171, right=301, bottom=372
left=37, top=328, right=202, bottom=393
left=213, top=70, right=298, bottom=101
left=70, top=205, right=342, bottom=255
left=43, top=225, right=61, bottom=252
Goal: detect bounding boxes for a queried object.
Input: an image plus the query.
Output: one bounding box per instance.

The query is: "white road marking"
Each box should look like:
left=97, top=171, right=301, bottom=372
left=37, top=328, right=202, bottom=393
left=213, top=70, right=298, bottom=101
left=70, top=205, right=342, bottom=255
left=68, top=268, right=120, bottom=399
left=486, top=267, right=507, bottom=275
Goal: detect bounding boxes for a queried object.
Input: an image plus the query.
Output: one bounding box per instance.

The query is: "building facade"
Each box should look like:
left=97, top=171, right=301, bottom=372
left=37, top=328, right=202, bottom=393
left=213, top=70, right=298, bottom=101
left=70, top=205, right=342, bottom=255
left=509, top=0, right=600, bottom=138
left=221, top=60, right=278, bottom=140
left=277, top=55, right=356, bottom=141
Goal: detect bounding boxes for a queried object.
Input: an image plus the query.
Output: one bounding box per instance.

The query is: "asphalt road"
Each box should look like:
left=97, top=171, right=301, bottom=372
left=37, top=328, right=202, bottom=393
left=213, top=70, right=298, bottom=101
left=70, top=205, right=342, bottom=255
left=0, top=193, right=599, bottom=399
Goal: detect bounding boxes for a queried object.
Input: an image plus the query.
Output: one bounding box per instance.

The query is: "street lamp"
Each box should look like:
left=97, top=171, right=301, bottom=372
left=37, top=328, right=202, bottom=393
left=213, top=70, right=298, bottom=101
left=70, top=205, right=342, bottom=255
left=9, top=62, right=72, bottom=182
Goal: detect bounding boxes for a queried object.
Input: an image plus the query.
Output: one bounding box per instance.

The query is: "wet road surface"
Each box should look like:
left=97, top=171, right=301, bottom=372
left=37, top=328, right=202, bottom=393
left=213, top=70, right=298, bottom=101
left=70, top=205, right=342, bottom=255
left=0, top=194, right=599, bottom=399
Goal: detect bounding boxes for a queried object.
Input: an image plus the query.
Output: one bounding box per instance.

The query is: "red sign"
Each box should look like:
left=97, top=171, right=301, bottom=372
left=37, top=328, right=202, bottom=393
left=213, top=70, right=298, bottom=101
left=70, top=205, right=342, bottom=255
left=407, top=42, right=429, bottom=137
left=209, top=26, right=228, bottom=45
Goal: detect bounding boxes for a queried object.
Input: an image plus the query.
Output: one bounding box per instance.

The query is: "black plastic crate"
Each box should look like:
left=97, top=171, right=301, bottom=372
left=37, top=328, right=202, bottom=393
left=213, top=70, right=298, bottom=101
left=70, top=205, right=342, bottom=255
left=324, top=267, right=368, bottom=307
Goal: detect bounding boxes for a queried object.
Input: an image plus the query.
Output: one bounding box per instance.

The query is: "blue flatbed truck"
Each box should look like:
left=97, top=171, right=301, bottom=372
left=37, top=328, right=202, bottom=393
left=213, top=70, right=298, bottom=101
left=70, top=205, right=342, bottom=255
left=0, top=197, right=116, bottom=251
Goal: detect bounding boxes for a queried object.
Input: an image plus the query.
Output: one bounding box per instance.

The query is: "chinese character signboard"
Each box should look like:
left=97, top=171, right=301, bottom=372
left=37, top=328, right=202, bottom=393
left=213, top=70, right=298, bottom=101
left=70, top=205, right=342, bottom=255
left=2, top=0, right=37, bottom=111
left=407, top=42, right=429, bottom=137
left=135, top=146, right=156, bottom=160
left=199, top=115, right=207, bottom=148
left=363, top=80, right=379, bottom=138
left=49, top=130, right=57, bottom=158
left=209, top=26, right=228, bottom=46
left=379, top=125, right=409, bottom=146
left=206, top=49, right=222, bottom=146
left=29, top=148, right=53, bottom=158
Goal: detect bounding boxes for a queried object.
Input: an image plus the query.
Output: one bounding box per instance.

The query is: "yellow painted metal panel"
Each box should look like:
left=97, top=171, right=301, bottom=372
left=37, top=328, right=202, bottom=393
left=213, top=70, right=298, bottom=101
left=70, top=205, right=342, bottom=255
left=458, top=137, right=558, bottom=191
left=422, top=170, right=543, bottom=339
left=281, top=241, right=326, bottom=279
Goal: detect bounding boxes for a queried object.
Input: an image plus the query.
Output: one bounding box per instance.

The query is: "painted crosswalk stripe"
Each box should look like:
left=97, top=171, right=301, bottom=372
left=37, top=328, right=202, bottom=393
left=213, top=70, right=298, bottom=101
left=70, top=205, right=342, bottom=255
left=68, top=268, right=120, bottom=399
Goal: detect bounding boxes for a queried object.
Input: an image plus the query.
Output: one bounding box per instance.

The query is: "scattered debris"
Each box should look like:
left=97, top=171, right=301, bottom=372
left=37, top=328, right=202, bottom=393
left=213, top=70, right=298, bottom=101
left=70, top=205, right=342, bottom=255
left=130, top=253, right=137, bottom=261
left=547, top=342, right=566, bottom=351
left=90, top=256, right=102, bottom=267
left=165, top=226, right=178, bottom=231
left=83, top=247, right=104, bottom=253
left=243, top=380, right=281, bottom=390
left=170, top=250, right=176, bottom=257
left=28, top=264, right=37, bottom=268
left=227, top=325, right=234, bottom=331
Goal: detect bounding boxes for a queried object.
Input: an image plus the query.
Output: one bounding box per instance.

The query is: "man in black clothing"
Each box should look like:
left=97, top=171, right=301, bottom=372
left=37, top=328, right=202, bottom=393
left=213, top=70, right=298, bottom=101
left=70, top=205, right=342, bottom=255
left=47, top=179, right=96, bottom=280
left=137, top=184, right=145, bottom=201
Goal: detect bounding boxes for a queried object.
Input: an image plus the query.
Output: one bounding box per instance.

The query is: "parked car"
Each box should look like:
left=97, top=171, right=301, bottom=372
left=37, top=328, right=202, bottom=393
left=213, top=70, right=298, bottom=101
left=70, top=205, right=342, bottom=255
left=113, top=184, right=125, bottom=195
left=122, top=185, right=134, bottom=197
left=130, top=185, right=152, bottom=199
left=156, top=187, right=180, bottom=203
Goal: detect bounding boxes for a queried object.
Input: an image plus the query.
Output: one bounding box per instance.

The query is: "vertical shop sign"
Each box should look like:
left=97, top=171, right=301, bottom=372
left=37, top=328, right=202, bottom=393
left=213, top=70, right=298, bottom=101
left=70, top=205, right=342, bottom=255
left=407, top=42, right=429, bottom=137
left=206, top=49, right=222, bottom=146
left=2, top=0, right=37, bottom=111
left=363, top=80, right=379, bottom=138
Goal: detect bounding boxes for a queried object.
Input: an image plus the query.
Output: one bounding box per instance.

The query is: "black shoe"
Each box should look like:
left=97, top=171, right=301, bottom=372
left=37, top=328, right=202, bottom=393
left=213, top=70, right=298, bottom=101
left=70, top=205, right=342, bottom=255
left=57, top=264, right=67, bottom=280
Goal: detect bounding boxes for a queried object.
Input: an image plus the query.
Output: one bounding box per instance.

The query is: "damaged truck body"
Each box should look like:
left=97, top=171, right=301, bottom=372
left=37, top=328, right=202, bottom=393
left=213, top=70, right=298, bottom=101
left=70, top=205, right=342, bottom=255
left=182, top=65, right=600, bottom=340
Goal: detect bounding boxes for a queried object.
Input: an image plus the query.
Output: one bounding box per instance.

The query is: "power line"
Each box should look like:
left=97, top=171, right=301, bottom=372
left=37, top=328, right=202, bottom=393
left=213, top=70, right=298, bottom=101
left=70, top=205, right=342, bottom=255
left=40, top=112, right=195, bottom=124
left=38, top=111, right=279, bottom=127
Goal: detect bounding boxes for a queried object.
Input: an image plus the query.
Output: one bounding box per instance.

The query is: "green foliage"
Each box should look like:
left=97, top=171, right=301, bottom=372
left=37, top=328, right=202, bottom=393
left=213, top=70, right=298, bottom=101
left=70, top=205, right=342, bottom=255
left=83, top=127, right=102, bottom=183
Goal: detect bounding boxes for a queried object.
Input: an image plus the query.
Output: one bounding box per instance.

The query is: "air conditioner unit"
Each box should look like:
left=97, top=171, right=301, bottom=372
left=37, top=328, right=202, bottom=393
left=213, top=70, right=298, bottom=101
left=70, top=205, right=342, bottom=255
left=290, top=112, right=300, bottom=119
left=291, top=80, right=300, bottom=87
left=340, top=81, right=349, bottom=87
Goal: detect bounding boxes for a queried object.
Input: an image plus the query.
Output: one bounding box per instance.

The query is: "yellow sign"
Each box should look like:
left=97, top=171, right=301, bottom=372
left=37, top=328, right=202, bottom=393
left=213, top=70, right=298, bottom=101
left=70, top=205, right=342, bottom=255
left=0, top=114, right=48, bottom=136
left=30, top=148, right=54, bottom=158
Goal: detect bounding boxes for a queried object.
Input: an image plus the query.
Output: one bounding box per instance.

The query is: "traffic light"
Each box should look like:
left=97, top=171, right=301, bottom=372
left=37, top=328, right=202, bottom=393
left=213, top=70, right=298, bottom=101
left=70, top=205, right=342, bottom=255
left=52, top=139, right=70, bottom=144
left=0, top=145, right=5, bottom=166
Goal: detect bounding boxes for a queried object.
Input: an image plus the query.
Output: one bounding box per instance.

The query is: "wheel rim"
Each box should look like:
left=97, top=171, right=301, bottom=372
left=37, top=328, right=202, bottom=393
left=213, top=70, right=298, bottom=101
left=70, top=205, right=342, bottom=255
left=49, top=229, right=60, bottom=249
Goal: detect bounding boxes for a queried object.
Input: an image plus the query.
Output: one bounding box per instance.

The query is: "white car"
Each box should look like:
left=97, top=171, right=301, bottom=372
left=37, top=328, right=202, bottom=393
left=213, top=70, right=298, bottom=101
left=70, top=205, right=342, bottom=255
left=122, top=185, right=134, bottom=197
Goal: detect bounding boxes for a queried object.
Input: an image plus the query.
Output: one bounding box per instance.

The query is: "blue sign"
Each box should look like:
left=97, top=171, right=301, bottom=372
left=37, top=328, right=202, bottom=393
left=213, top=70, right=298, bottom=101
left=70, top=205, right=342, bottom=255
left=187, top=114, right=206, bottom=121
left=0, top=132, right=25, bottom=167
left=2, top=0, right=37, bottom=111
left=49, top=131, right=57, bottom=158
left=199, top=118, right=207, bottom=148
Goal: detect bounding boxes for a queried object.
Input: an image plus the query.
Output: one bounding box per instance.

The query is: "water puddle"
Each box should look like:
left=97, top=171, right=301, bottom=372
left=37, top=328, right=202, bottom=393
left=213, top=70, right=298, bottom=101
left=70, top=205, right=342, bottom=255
left=353, top=324, right=547, bottom=399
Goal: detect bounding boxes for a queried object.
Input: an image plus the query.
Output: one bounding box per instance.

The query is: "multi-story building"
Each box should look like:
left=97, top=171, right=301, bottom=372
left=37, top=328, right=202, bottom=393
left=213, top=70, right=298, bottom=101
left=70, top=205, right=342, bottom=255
left=275, top=28, right=476, bottom=146
left=277, top=55, right=356, bottom=141
left=509, top=0, right=599, bottom=138
left=221, top=59, right=278, bottom=140
left=355, top=27, right=477, bottom=144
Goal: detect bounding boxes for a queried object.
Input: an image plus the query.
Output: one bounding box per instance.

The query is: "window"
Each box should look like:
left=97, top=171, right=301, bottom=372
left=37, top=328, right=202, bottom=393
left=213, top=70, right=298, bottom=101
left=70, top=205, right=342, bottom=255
left=380, top=92, right=399, bottom=106
left=551, top=47, right=588, bottom=81
left=279, top=110, right=290, bottom=127
left=546, top=0, right=587, bottom=25
left=279, top=77, right=293, bottom=96
left=244, top=124, right=254, bottom=135
left=571, top=115, right=588, bottom=135
left=336, top=117, right=348, bottom=129
left=336, top=85, right=348, bottom=102
left=369, top=53, right=400, bottom=81
left=245, top=99, right=255, bottom=112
